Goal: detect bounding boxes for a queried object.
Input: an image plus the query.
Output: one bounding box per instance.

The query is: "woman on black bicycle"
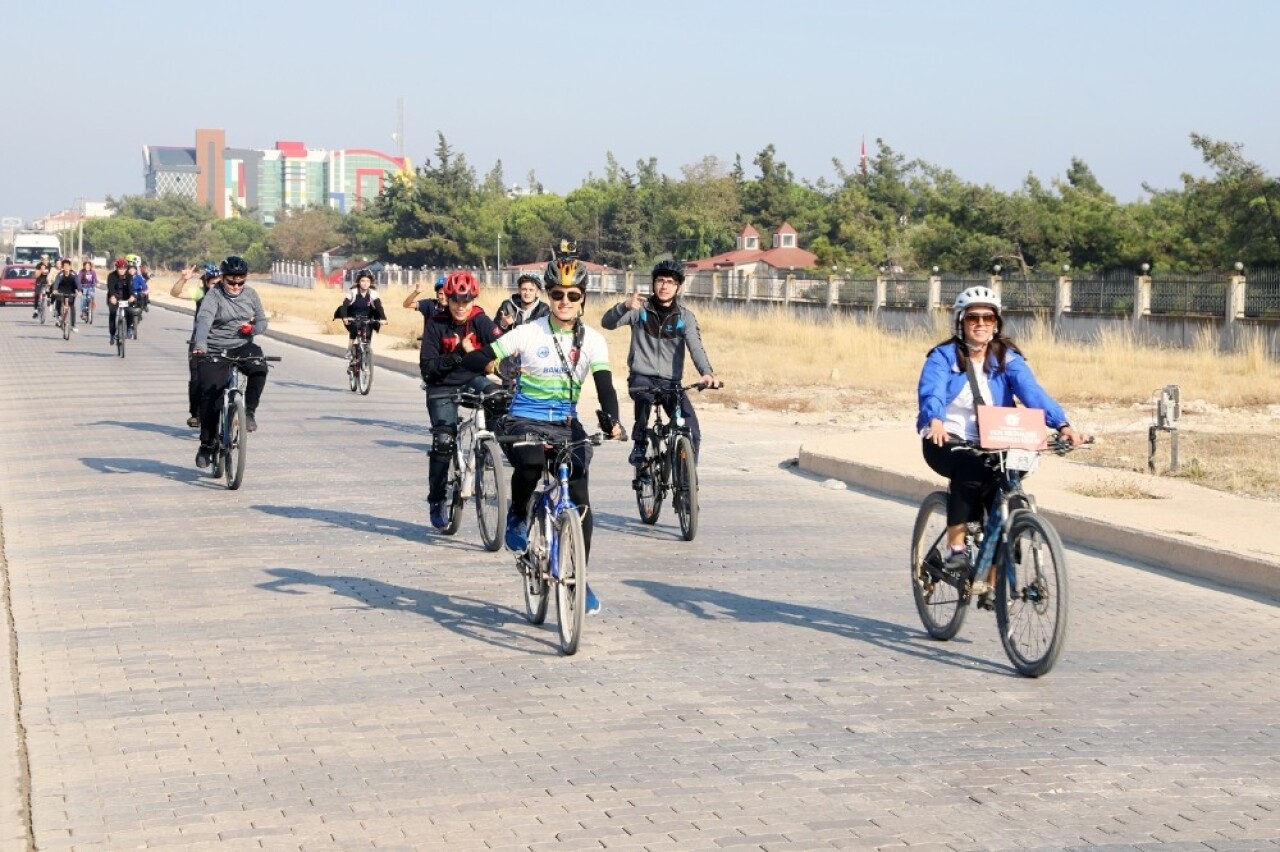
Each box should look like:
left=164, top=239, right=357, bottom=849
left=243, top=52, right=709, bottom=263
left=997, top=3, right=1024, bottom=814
left=460, top=255, right=625, bottom=615
left=191, top=256, right=270, bottom=469
left=917, top=286, right=1088, bottom=574
left=333, top=269, right=387, bottom=351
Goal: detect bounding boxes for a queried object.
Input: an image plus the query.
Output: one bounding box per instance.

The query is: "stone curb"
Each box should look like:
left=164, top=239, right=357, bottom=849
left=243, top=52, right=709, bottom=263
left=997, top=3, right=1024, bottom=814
left=798, top=446, right=1280, bottom=601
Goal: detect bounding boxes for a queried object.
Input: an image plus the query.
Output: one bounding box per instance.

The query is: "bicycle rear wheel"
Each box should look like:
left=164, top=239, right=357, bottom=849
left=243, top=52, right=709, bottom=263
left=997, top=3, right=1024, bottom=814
left=910, top=490, right=968, bottom=640
left=555, top=510, right=587, bottom=655
left=635, top=443, right=662, bottom=525
left=996, top=511, right=1069, bottom=677
left=358, top=346, right=374, bottom=395
left=521, top=508, right=549, bottom=624
left=223, top=391, right=248, bottom=490
left=474, top=438, right=507, bottom=552
left=672, top=435, right=698, bottom=541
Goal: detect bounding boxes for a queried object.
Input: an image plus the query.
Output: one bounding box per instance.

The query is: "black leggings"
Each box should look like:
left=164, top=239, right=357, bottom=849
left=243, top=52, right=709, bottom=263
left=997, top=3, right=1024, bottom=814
left=506, top=419, right=595, bottom=560
left=922, top=438, right=997, bottom=527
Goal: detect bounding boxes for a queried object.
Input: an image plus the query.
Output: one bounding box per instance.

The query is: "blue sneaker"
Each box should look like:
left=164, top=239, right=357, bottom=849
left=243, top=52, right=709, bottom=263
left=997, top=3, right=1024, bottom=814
left=585, top=584, right=601, bottom=615
left=505, top=511, right=528, bottom=552
left=429, top=501, right=449, bottom=529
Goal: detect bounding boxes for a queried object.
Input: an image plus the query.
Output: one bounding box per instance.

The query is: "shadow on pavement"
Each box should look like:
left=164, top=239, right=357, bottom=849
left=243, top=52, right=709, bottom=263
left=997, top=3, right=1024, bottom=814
left=80, top=456, right=214, bottom=487
left=373, top=438, right=431, bottom=453
left=314, top=414, right=423, bottom=435
left=256, top=567, right=556, bottom=654
left=89, top=420, right=193, bottom=439
left=590, top=509, right=678, bottom=541
left=251, top=504, right=475, bottom=551
left=276, top=380, right=347, bottom=394
left=56, top=350, right=117, bottom=358
left=622, top=578, right=1012, bottom=676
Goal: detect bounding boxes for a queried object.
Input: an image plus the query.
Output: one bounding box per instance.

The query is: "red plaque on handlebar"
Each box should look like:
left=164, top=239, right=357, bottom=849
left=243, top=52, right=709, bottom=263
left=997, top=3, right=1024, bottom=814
left=977, top=405, right=1048, bottom=450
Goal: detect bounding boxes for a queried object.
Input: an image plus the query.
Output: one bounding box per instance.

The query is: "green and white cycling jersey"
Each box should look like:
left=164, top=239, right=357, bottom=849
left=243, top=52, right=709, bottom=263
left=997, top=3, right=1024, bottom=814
left=492, top=316, right=611, bottom=423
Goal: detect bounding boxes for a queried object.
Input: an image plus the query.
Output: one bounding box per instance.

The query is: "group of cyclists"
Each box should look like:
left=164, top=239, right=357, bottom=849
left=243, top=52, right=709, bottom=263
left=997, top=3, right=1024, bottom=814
left=30, top=253, right=151, bottom=340
left=23, top=240, right=1091, bottom=625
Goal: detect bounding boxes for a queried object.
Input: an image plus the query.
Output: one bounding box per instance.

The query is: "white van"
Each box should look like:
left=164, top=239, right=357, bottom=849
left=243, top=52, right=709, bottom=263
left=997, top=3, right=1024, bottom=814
left=12, top=233, right=62, bottom=265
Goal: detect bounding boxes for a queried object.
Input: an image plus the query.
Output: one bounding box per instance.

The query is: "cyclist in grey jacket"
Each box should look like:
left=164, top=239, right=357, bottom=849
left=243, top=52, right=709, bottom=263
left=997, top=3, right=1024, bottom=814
left=190, top=256, right=271, bottom=468
left=601, top=259, right=718, bottom=465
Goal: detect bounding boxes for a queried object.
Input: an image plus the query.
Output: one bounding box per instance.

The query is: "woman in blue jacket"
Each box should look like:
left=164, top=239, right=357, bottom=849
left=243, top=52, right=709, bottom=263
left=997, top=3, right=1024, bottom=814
left=917, top=286, right=1088, bottom=580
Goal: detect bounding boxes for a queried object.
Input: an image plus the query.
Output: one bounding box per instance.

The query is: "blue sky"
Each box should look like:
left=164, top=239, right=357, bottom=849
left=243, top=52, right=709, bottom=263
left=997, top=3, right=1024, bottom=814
left=2, top=0, right=1277, bottom=222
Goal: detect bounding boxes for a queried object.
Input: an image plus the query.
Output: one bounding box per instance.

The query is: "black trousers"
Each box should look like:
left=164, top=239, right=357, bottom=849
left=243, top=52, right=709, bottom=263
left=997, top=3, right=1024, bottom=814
left=196, top=342, right=268, bottom=447
left=922, top=437, right=997, bottom=527
left=629, top=374, right=701, bottom=454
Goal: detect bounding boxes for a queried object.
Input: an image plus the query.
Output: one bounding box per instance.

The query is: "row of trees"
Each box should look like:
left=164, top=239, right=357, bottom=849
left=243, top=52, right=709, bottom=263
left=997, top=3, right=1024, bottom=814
left=86, top=133, right=1279, bottom=274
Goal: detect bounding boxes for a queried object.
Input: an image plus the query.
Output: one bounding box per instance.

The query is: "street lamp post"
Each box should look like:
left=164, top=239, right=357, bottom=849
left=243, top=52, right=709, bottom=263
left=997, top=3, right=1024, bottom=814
left=496, top=233, right=502, bottom=288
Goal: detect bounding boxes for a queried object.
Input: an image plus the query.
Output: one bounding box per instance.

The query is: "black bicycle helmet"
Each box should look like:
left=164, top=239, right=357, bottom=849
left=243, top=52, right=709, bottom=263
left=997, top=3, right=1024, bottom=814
left=516, top=272, right=543, bottom=290
left=355, top=268, right=374, bottom=283
left=651, top=258, right=685, bottom=284
left=220, top=255, right=250, bottom=276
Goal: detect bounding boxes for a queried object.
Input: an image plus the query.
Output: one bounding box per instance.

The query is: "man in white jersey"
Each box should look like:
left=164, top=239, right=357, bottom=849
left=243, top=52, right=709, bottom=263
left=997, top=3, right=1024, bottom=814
left=459, top=252, right=624, bottom=615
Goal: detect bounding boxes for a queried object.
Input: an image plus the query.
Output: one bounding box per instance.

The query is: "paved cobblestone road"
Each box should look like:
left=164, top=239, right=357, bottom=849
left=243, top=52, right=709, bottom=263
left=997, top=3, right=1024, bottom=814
left=1, top=305, right=1278, bottom=851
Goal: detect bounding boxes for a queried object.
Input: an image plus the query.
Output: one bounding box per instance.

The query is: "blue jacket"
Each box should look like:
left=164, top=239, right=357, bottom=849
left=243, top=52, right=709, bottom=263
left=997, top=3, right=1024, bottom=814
left=916, top=341, right=1068, bottom=432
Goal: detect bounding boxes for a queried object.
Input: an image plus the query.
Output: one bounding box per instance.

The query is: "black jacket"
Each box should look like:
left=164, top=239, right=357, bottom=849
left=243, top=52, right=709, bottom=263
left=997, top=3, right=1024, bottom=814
left=106, top=270, right=134, bottom=302
left=420, top=305, right=501, bottom=386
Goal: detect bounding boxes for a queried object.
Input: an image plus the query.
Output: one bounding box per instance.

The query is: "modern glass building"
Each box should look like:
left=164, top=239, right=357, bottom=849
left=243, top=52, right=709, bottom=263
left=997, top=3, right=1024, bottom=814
left=143, top=129, right=409, bottom=224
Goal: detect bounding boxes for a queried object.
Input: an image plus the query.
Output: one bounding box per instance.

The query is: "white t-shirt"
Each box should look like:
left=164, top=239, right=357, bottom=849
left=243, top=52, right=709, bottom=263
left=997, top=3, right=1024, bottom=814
left=492, top=317, right=611, bottom=422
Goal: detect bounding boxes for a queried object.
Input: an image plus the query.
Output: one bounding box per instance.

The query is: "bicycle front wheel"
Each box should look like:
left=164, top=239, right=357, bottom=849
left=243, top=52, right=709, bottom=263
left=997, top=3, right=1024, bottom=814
left=358, top=346, right=374, bottom=395
left=474, top=438, right=507, bottom=552
left=910, top=490, right=968, bottom=640
left=116, top=318, right=126, bottom=357
left=555, top=510, right=588, bottom=655
left=996, top=512, right=1069, bottom=677
left=521, top=508, right=549, bottom=624
left=61, top=306, right=71, bottom=340
left=346, top=352, right=358, bottom=391
left=38, top=297, right=47, bottom=324
left=86, top=296, right=95, bottom=325
left=224, top=391, right=248, bottom=490
left=442, top=455, right=464, bottom=536
left=672, top=435, right=699, bottom=541
left=635, top=446, right=662, bottom=525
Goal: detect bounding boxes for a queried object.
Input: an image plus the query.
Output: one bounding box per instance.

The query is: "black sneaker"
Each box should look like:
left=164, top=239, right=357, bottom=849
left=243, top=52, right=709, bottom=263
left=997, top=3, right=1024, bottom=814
left=186, top=416, right=200, bottom=428
left=195, top=445, right=214, bottom=468
left=628, top=442, right=646, bottom=466
left=246, top=413, right=258, bottom=432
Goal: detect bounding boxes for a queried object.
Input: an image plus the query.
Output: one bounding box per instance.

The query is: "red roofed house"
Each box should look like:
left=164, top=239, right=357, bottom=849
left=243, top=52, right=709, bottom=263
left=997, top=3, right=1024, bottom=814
left=683, top=222, right=818, bottom=275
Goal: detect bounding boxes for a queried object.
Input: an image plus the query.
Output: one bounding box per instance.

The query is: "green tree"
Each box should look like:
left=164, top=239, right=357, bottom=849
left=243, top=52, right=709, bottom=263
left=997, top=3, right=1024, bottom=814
left=269, top=206, right=344, bottom=262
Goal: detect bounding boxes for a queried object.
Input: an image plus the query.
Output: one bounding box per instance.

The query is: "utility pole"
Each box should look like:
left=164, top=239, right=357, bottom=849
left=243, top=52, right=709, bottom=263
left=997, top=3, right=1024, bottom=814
left=395, top=98, right=405, bottom=162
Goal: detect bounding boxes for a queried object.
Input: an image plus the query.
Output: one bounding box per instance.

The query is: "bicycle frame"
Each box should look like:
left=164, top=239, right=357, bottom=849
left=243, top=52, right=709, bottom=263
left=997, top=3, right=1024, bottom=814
left=529, top=447, right=584, bottom=580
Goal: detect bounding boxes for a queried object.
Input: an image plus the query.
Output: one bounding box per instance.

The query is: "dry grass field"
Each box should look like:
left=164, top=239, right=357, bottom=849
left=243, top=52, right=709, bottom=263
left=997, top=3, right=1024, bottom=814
left=248, top=279, right=1280, bottom=501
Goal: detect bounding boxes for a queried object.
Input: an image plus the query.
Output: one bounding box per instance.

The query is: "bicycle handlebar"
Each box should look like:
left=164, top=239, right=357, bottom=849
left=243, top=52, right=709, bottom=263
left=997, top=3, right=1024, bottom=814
left=194, top=353, right=283, bottom=364
left=495, top=432, right=605, bottom=450
left=950, top=434, right=1094, bottom=457
left=632, top=381, right=724, bottom=400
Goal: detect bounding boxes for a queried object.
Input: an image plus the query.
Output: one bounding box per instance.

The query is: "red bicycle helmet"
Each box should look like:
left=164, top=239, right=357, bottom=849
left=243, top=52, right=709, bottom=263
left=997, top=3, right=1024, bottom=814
left=443, top=270, right=479, bottom=300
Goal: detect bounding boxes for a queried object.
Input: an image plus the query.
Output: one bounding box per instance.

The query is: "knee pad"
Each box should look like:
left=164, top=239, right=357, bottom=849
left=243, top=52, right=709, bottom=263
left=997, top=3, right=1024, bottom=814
left=431, top=429, right=456, bottom=459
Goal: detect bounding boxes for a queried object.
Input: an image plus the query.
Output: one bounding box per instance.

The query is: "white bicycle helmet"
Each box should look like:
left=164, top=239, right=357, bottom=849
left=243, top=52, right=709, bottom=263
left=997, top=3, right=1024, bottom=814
left=952, top=285, right=1001, bottom=332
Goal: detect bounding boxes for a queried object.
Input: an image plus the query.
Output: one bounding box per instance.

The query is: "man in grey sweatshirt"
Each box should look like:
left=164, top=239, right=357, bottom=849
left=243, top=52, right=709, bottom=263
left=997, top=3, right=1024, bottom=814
left=601, top=259, right=718, bottom=465
left=190, top=256, right=271, bottom=468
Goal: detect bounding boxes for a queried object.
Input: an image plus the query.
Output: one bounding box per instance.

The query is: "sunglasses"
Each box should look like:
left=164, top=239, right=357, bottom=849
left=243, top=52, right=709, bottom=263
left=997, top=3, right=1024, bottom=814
left=548, top=289, right=583, bottom=303
left=223, top=277, right=247, bottom=285
left=964, top=312, right=996, bottom=324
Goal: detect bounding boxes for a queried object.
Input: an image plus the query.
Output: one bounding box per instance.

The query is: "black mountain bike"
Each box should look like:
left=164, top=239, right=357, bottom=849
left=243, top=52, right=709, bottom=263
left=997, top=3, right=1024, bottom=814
left=196, top=352, right=281, bottom=490
left=632, top=382, right=720, bottom=541
left=345, top=317, right=377, bottom=395
left=112, top=300, right=137, bottom=358
left=910, top=435, right=1089, bottom=677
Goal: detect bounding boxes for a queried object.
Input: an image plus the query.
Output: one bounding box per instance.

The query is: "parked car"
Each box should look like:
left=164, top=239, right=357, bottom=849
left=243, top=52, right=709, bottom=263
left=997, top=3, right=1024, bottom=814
left=0, top=263, right=38, bottom=306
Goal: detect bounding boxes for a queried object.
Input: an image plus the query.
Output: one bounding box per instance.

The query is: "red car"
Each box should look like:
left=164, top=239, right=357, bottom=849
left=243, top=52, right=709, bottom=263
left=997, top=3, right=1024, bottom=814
left=0, top=264, right=38, bottom=306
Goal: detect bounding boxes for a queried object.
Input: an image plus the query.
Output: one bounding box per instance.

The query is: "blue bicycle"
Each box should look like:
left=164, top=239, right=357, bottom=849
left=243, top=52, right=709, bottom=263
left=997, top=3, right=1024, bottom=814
left=500, top=429, right=603, bottom=655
